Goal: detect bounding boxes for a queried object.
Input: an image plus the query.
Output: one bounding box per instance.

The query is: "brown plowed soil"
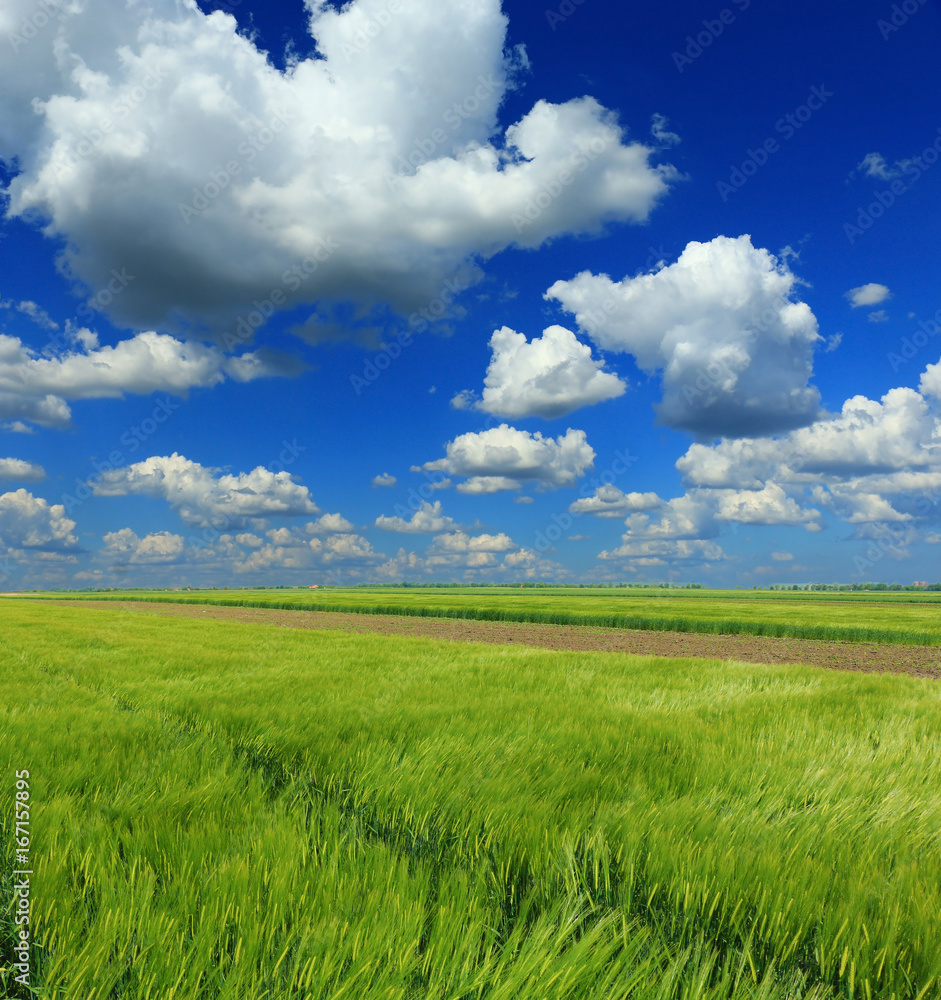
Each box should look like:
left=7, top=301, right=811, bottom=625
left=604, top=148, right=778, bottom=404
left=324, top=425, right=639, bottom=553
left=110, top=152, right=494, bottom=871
left=46, top=600, right=941, bottom=679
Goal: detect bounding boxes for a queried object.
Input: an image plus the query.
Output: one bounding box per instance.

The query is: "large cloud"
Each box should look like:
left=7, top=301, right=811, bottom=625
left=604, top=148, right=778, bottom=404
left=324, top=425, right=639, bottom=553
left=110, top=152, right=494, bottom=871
left=0, top=489, right=77, bottom=551
left=675, top=373, right=941, bottom=531
left=546, top=235, right=822, bottom=438
left=584, top=483, right=821, bottom=572
left=92, top=453, right=320, bottom=527
left=420, top=423, right=595, bottom=493
left=714, top=482, right=821, bottom=529
left=677, top=387, right=939, bottom=487
left=2, top=0, right=678, bottom=335
left=0, top=329, right=298, bottom=429
left=454, top=325, right=625, bottom=418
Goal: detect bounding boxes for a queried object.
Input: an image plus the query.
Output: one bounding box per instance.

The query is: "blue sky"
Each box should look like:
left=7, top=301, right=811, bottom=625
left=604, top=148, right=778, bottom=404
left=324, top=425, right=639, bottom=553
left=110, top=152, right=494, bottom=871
left=1, top=0, right=940, bottom=588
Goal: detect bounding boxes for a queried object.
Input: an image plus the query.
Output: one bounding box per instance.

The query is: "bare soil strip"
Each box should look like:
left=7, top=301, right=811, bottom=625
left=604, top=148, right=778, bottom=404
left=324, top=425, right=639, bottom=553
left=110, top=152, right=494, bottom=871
left=40, top=599, right=941, bottom=679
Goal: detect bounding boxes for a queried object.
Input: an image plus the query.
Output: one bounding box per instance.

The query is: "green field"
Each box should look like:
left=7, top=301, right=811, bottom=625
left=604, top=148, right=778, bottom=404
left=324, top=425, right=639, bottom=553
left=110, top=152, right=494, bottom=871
left=3, top=598, right=941, bottom=999
left=29, top=585, right=941, bottom=646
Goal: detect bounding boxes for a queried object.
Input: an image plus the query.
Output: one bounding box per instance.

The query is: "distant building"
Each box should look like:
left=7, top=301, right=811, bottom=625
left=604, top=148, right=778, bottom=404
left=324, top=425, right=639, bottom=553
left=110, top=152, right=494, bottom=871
left=309, top=584, right=319, bottom=589
left=914, top=581, right=929, bottom=588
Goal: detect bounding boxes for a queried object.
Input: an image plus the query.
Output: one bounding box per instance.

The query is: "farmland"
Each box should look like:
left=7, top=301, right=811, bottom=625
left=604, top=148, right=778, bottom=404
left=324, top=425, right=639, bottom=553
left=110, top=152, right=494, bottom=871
left=30, top=585, right=941, bottom=646
left=3, top=596, right=941, bottom=998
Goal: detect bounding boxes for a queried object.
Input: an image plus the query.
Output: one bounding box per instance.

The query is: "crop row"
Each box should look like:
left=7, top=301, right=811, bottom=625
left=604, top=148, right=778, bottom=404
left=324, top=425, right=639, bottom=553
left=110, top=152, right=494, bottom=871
left=36, top=592, right=941, bottom=646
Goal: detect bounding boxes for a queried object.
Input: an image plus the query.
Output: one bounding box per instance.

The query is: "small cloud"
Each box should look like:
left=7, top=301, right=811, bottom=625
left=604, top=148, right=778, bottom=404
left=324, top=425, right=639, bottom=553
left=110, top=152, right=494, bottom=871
left=1, top=422, right=36, bottom=434
left=371, top=473, right=397, bottom=487
left=455, top=325, right=625, bottom=420
left=856, top=153, right=898, bottom=180
left=15, top=300, right=58, bottom=331
left=824, top=333, right=842, bottom=352
left=420, top=424, right=595, bottom=493
left=567, top=534, right=590, bottom=541
left=771, top=551, right=793, bottom=562
left=846, top=283, right=891, bottom=308
left=450, top=389, right=477, bottom=410
left=375, top=500, right=456, bottom=534
left=428, top=386, right=437, bottom=394
left=514, top=495, right=534, bottom=504
left=651, top=113, right=681, bottom=147
left=307, top=513, right=356, bottom=534
left=868, top=310, right=889, bottom=323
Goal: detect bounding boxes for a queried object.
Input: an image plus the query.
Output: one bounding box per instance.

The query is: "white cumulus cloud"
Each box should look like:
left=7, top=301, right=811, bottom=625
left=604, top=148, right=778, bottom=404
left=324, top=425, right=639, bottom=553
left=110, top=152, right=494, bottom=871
left=673, top=370, right=941, bottom=534
left=428, top=530, right=517, bottom=553
left=0, top=489, right=78, bottom=551
left=714, top=482, right=821, bottom=529
left=1, top=0, right=678, bottom=335
left=306, top=513, right=356, bottom=534
left=0, top=458, right=45, bottom=482
left=92, top=453, right=320, bottom=527
left=846, top=283, right=890, bottom=308
left=375, top=500, right=457, bottom=533
left=101, top=528, right=186, bottom=564
left=0, top=330, right=296, bottom=429
left=569, top=486, right=662, bottom=518
left=421, top=423, right=595, bottom=493
left=455, top=324, right=625, bottom=418
left=546, top=234, right=822, bottom=438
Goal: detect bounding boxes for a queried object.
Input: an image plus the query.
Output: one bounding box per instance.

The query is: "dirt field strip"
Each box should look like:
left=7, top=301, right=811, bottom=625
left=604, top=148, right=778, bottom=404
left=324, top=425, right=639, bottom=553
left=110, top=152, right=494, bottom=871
left=41, top=599, right=941, bottom=679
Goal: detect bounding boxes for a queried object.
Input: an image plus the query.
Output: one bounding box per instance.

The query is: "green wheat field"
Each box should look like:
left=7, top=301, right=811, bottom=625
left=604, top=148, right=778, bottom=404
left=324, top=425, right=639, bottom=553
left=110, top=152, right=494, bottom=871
left=2, top=591, right=941, bottom=999
left=39, top=584, right=941, bottom=645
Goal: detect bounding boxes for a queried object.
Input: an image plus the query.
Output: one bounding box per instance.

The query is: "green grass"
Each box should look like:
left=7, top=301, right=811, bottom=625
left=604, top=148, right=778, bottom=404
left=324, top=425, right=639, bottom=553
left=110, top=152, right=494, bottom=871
left=2, top=599, right=941, bottom=998
left=27, top=585, right=941, bottom=646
